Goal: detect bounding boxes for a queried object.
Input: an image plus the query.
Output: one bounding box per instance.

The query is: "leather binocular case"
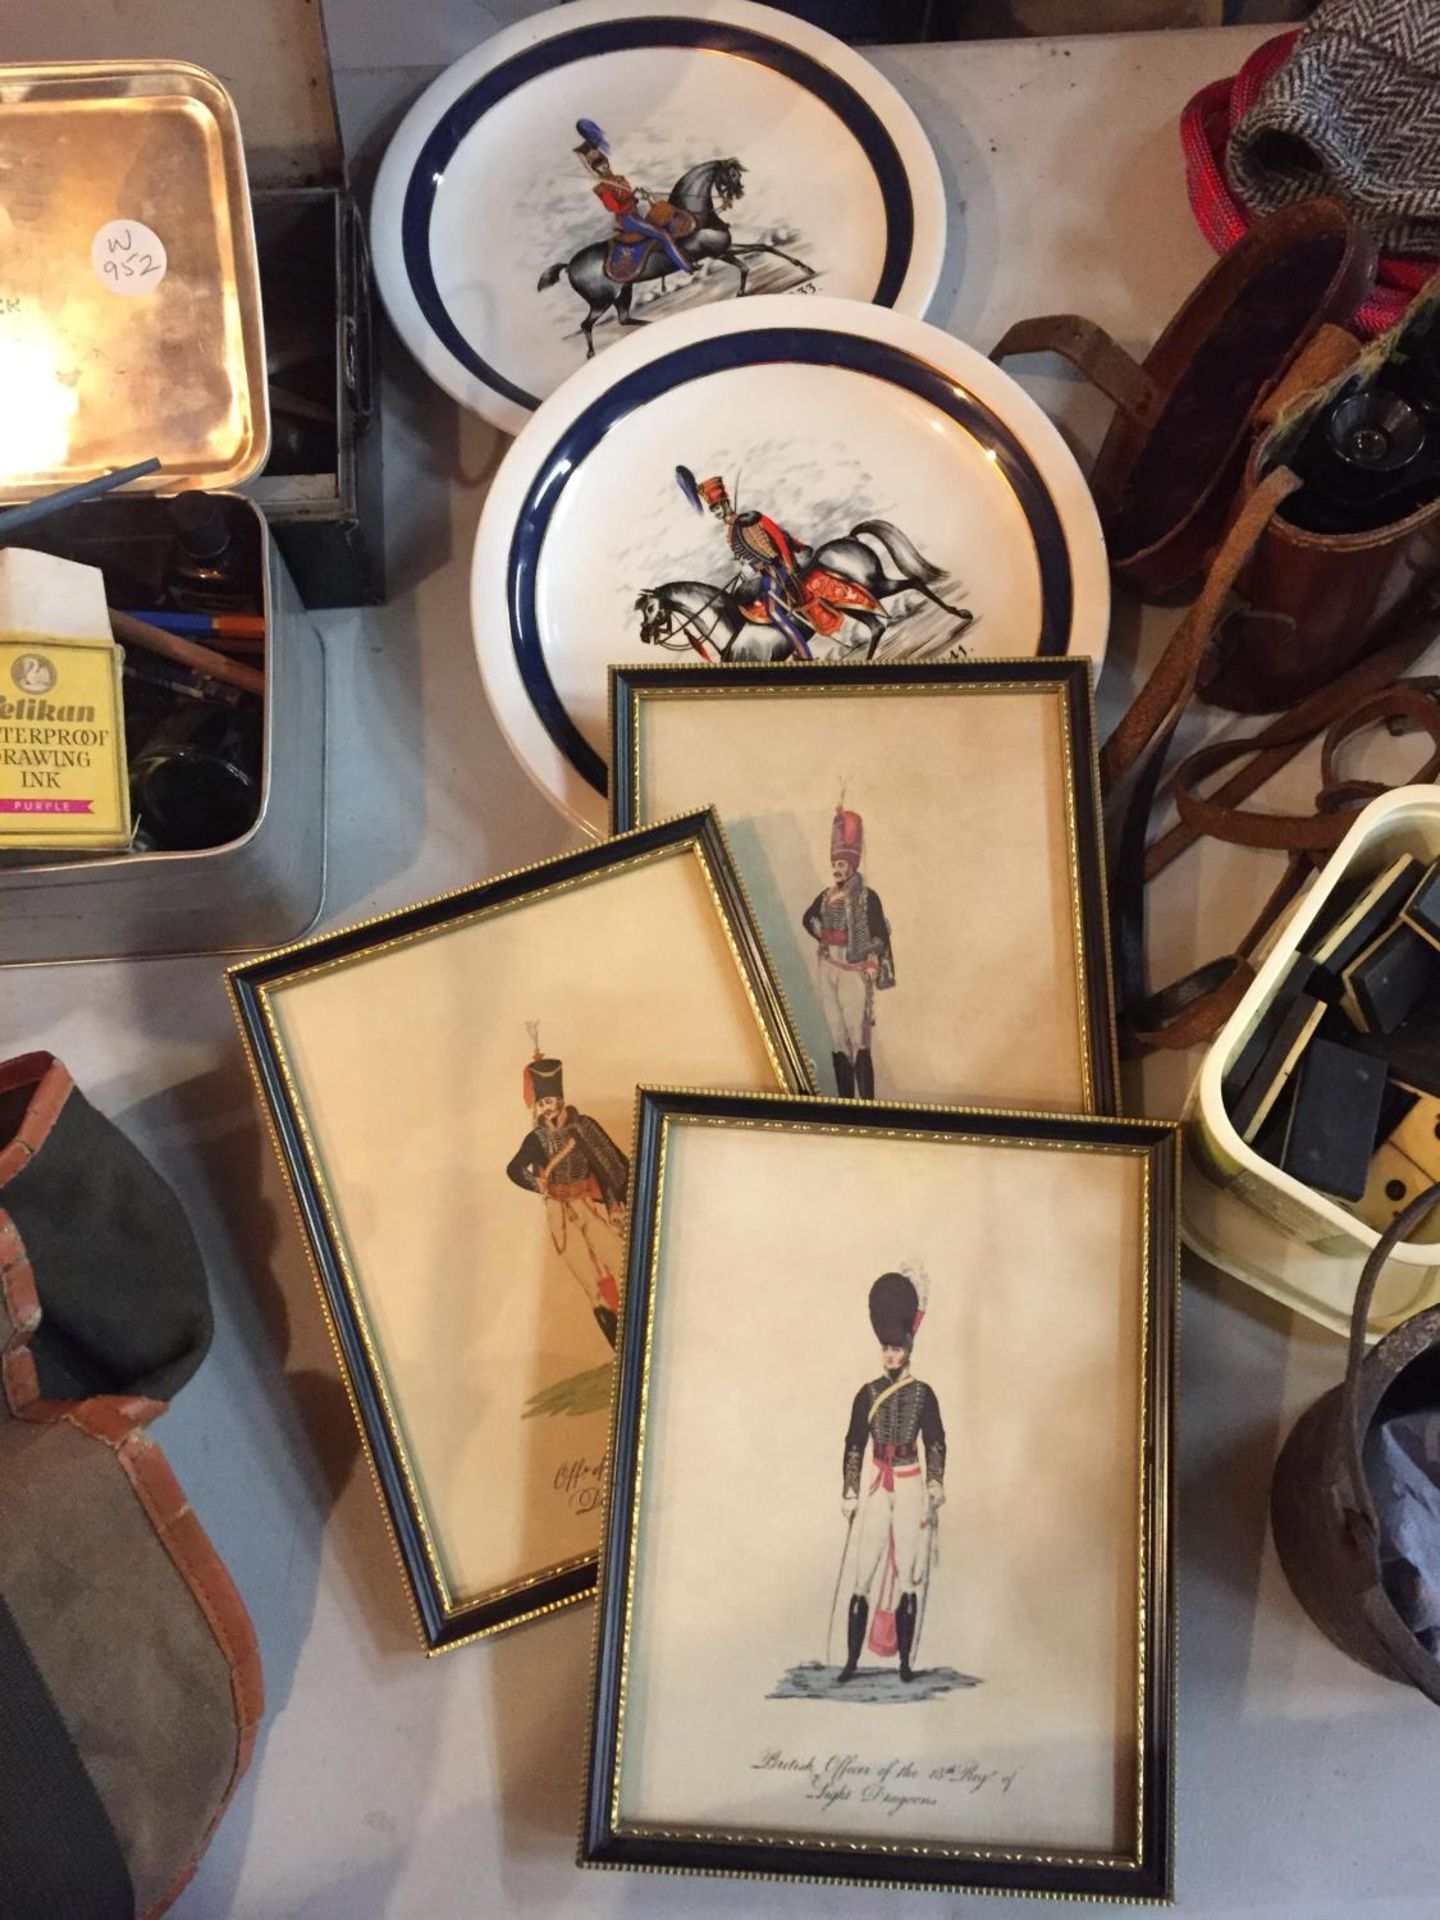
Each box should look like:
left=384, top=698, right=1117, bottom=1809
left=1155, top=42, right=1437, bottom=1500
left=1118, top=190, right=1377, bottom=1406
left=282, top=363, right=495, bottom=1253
left=994, top=199, right=1440, bottom=713
left=1225, top=276, right=1440, bottom=713
left=996, top=203, right=1440, bottom=1050
left=0, top=1053, right=262, bottom=1917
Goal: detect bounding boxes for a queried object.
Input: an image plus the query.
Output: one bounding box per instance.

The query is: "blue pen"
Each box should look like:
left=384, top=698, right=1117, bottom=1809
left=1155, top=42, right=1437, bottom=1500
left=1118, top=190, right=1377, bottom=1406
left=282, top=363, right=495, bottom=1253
left=0, top=458, right=162, bottom=538
left=117, top=611, right=266, bottom=642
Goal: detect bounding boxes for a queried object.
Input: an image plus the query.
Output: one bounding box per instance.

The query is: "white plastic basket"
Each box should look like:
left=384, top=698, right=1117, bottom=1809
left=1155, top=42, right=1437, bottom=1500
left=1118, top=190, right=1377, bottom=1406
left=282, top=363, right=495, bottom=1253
left=1193, top=786, right=1440, bottom=1319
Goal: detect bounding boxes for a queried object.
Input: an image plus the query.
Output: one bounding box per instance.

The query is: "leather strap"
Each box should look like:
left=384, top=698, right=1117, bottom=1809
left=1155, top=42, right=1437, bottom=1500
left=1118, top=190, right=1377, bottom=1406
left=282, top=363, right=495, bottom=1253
left=1172, top=683, right=1440, bottom=855
left=1108, top=467, right=1303, bottom=1049
left=1122, top=849, right=1317, bottom=1053
left=1254, top=322, right=1363, bottom=431
left=1145, top=613, right=1440, bottom=882
left=1117, top=671, right=1440, bottom=1049
left=1109, top=515, right=1440, bottom=1050
left=990, top=314, right=1161, bottom=426
left=1102, top=465, right=1303, bottom=794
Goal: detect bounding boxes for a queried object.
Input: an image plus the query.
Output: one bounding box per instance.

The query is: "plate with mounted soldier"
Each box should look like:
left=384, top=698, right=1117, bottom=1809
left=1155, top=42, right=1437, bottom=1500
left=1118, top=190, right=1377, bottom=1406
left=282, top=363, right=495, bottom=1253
left=471, top=295, right=1110, bottom=831
left=371, top=0, right=946, bottom=433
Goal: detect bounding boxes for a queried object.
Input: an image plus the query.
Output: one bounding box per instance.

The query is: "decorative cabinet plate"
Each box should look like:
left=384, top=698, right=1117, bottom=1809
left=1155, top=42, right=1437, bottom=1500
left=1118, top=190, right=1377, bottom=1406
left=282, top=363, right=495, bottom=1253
left=471, top=296, right=1111, bottom=829
left=371, top=0, right=946, bottom=431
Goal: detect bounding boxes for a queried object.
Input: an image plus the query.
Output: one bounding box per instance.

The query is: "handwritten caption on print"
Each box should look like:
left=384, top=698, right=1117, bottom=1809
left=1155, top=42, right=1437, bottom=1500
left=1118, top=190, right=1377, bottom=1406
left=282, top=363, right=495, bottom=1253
left=753, top=1748, right=1019, bottom=1819
left=91, top=220, right=167, bottom=296
left=554, top=1454, right=605, bottom=1517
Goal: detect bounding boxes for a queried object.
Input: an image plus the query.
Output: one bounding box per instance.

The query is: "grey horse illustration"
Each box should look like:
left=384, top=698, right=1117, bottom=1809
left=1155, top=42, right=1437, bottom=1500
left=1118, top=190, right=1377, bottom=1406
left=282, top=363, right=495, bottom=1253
left=636, top=519, right=975, bottom=661
left=536, top=158, right=815, bottom=357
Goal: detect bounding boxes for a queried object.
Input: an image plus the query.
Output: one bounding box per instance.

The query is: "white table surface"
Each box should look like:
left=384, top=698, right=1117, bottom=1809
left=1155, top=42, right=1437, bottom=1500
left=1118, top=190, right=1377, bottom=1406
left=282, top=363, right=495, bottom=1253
left=7, top=22, right=1440, bottom=1918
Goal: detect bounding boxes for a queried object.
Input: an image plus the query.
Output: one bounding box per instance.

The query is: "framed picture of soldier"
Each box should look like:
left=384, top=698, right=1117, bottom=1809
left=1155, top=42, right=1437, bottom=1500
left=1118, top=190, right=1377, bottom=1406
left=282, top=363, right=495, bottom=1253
left=584, top=1089, right=1178, bottom=1901
left=612, top=658, right=1118, bottom=1112
left=228, top=814, right=812, bottom=1652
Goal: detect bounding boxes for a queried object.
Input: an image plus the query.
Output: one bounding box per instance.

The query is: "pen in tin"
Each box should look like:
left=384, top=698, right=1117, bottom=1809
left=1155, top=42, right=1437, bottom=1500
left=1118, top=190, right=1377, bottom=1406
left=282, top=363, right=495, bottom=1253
left=0, top=458, right=162, bottom=538
left=118, top=610, right=266, bottom=643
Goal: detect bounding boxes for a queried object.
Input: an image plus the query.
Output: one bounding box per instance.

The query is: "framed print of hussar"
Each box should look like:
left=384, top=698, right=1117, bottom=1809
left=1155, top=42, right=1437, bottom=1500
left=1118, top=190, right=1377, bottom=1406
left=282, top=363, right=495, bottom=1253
left=611, top=659, right=1118, bottom=1113
left=229, top=814, right=812, bottom=1653
left=584, top=1089, right=1177, bottom=1901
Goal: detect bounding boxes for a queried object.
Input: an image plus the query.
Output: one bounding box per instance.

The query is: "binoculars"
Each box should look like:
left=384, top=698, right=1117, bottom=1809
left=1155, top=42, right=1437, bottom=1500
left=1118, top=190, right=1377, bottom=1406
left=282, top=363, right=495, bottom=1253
left=1288, top=309, right=1440, bottom=534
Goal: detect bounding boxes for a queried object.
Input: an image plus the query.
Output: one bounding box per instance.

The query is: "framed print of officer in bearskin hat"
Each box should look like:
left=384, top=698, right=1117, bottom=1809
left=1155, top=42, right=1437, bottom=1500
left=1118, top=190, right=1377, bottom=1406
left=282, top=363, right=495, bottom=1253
left=230, top=814, right=811, bottom=1652
left=613, top=658, right=1118, bottom=1111
left=831, top=1270, right=949, bottom=1692
left=585, top=1090, right=1178, bottom=1902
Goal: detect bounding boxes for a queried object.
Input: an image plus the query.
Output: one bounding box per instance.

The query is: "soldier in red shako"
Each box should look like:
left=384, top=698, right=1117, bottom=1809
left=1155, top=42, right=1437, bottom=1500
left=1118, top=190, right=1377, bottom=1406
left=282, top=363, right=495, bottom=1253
left=506, top=1028, right=628, bottom=1349
left=574, top=120, right=697, bottom=282
left=676, top=466, right=882, bottom=658
left=802, top=800, right=894, bottom=1099
left=838, top=1270, right=946, bottom=1684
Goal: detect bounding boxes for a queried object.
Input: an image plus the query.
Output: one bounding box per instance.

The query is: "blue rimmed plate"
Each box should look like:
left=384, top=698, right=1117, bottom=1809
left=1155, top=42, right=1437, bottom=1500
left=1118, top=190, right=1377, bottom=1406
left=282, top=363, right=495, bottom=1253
left=371, top=0, right=946, bottom=433
left=472, top=296, right=1110, bottom=832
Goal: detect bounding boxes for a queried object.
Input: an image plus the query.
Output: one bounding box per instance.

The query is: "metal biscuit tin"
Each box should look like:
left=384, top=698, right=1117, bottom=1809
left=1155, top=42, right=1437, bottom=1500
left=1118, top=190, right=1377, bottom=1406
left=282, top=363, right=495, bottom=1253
left=0, top=497, right=324, bottom=963
left=0, top=59, right=269, bottom=501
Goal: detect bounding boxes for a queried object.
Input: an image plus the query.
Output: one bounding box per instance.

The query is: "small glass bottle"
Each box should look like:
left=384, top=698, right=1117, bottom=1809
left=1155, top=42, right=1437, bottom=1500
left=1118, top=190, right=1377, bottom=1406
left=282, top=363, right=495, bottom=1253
left=165, top=493, right=250, bottom=614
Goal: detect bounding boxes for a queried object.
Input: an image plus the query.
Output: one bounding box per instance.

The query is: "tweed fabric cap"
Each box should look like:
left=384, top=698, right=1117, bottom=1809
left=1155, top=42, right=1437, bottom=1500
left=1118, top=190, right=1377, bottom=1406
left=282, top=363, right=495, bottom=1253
left=1228, top=0, right=1440, bottom=252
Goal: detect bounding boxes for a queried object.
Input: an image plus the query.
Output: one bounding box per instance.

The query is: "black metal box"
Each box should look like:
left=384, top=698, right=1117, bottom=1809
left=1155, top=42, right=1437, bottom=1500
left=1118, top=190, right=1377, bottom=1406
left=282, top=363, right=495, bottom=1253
left=248, top=180, right=385, bottom=607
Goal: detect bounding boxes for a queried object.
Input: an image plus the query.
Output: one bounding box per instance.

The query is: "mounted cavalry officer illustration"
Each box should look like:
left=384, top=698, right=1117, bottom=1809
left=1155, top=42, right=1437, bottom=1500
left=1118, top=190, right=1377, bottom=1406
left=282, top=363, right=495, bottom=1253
left=505, top=1026, right=628, bottom=1349
left=573, top=119, right=698, bottom=282
left=802, top=800, right=894, bottom=1098
left=836, top=1270, right=946, bottom=1685
left=638, top=468, right=975, bottom=663
left=675, top=465, right=883, bottom=657
left=538, top=126, right=813, bottom=359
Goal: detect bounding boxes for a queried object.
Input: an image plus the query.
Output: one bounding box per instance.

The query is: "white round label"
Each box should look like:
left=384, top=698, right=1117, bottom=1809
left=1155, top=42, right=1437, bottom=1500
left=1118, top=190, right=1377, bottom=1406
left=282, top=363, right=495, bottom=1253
left=91, top=219, right=167, bottom=296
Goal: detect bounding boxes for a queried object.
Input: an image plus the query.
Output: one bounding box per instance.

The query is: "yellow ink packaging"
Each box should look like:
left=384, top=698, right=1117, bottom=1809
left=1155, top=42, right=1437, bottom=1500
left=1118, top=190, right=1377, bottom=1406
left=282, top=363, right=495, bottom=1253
left=0, top=549, right=130, bottom=853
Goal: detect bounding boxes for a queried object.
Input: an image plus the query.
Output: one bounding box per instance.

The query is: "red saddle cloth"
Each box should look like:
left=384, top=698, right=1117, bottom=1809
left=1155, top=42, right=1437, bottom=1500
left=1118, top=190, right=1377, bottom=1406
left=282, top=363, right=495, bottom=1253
left=740, top=567, right=880, bottom=636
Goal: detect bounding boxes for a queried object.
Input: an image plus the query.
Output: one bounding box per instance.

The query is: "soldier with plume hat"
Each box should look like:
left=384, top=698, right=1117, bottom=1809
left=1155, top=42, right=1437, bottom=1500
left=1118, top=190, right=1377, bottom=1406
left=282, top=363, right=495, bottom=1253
left=505, top=1025, right=628, bottom=1348
left=573, top=118, right=697, bottom=280
left=675, top=464, right=883, bottom=660
left=802, top=799, right=895, bottom=1098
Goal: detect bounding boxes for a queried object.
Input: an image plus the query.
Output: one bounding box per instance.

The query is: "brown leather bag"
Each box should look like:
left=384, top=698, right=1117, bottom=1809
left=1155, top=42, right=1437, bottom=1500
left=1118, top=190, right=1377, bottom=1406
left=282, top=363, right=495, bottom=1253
left=1207, top=296, right=1440, bottom=712
left=992, top=199, right=1376, bottom=608
left=995, top=201, right=1440, bottom=718
left=0, top=1052, right=263, bottom=1916
left=995, top=203, right=1440, bottom=1049
left=1272, top=1180, right=1440, bottom=1707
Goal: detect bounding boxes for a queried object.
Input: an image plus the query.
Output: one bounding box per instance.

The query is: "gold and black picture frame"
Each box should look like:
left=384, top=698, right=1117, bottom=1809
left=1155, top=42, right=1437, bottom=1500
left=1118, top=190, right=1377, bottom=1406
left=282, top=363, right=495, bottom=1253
left=584, top=1088, right=1177, bottom=1900
left=611, top=658, right=1118, bottom=1112
left=229, top=814, right=813, bottom=1653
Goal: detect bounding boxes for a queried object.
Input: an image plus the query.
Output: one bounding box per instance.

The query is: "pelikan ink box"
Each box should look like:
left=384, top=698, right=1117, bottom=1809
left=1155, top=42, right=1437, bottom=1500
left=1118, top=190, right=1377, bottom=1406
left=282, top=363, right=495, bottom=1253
left=0, top=550, right=130, bottom=853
